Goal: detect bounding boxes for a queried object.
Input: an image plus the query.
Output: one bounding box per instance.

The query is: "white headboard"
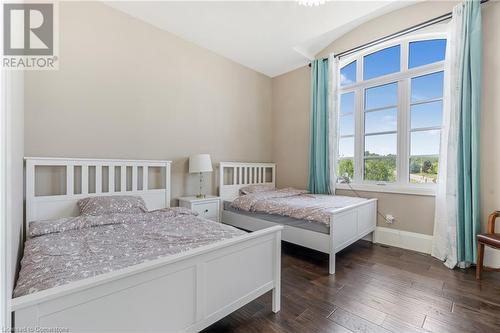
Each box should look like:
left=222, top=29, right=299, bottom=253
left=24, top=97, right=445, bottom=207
left=218, top=162, right=276, bottom=201
left=25, top=157, right=171, bottom=230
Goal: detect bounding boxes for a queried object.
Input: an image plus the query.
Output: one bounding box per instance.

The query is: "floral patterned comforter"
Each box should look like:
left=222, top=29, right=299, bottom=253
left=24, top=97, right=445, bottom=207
left=14, top=208, right=245, bottom=297
left=231, top=188, right=368, bottom=226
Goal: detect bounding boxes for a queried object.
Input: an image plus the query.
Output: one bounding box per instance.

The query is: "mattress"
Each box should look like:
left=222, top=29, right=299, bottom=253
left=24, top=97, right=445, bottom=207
left=14, top=207, right=245, bottom=297
left=228, top=188, right=369, bottom=228
left=224, top=201, right=330, bottom=234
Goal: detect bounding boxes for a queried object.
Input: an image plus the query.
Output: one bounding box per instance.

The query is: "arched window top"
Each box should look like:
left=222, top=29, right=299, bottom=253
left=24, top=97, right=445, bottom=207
left=340, top=33, right=446, bottom=88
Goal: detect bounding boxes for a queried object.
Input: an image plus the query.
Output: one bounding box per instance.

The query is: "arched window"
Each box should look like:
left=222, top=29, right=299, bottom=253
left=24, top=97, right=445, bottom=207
left=337, top=33, right=446, bottom=195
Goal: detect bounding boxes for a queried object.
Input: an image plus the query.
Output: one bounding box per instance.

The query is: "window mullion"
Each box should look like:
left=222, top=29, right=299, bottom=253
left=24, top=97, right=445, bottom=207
left=357, top=54, right=363, bottom=86
left=401, top=40, right=409, bottom=72
left=396, top=41, right=409, bottom=186
left=354, top=53, right=364, bottom=184
left=354, top=87, right=364, bottom=183
left=399, top=77, right=410, bottom=186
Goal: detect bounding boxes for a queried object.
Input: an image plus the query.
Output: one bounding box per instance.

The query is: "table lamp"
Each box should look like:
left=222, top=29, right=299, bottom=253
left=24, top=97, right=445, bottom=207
left=189, top=154, right=213, bottom=198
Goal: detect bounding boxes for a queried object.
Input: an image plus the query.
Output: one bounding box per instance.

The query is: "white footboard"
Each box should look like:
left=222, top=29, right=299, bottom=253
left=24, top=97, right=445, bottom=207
left=329, top=198, right=377, bottom=274
left=11, top=226, right=283, bottom=333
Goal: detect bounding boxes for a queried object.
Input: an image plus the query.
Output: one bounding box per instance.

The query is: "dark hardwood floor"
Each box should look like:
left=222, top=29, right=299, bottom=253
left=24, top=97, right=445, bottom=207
left=203, top=240, right=500, bottom=333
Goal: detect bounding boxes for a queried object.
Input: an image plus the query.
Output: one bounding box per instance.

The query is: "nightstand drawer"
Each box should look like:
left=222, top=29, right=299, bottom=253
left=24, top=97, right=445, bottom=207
left=192, top=201, right=219, bottom=219
left=178, top=196, right=221, bottom=223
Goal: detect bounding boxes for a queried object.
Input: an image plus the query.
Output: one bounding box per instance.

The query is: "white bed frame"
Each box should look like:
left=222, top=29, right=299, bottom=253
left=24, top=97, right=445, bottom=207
left=11, top=157, right=282, bottom=332
left=219, top=162, right=377, bottom=275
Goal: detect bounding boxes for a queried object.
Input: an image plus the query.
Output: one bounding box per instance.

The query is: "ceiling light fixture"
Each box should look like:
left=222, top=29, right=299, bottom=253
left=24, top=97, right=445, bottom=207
left=297, top=0, right=330, bottom=7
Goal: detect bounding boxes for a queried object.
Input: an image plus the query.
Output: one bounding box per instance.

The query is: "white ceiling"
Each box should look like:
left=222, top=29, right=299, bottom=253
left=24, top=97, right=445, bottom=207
left=105, top=1, right=414, bottom=77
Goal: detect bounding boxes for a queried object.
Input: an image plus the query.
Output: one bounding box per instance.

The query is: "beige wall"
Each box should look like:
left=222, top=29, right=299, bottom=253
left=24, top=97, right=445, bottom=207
left=272, top=66, right=310, bottom=190
left=8, top=72, right=24, bottom=292
left=480, top=1, right=500, bottom=233
left=3, top=71, right=24, bottom=304
left=317, top=1, right=459, bottom=58
left=24, top=2, right=273, bottom=202
left=335, top=190, right=435, bottom=235
left=272, top=1, right=500, bottom=235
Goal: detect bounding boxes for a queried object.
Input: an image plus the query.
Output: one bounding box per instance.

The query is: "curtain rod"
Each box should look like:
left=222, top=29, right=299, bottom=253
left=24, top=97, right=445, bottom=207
left=308, top=0, right=488, bottom=66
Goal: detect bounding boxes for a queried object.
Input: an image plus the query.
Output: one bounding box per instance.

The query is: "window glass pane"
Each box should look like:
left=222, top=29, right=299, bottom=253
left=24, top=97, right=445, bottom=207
left=365, top=108, right=397, bottom=134
left=364, top=133, right=397, bottom=157
left=364, top=158, right=396, bottom=182
left=363, top=45, right=400, bottom=81
left=411, top=101, right=443, bottom=129
left=339, top=114, right=354, bottom=136
left=409, top=39, right=446, bottom=69
left=410, top=156, right=439, bottom=184
left=340, top=92, right=355, bottom=115
left=337, top=159, right=354, bottom=182
left=410, top=130, right=440, bottom=156
left=365, top=82, right=397, bottom=110
left=411, top=71, right=444, bottom=103
left=339, top=137, right=354, bottom=158
left=340, top=61, right=356, bottom=86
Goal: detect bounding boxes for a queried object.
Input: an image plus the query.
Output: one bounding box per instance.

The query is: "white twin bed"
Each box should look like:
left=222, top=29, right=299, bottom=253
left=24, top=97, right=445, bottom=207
left=11, top=157, right=282, bottom=332
left=218, top=162, right=377, bottom=275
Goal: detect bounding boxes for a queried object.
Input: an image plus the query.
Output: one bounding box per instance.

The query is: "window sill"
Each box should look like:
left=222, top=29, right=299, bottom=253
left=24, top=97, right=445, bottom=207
left=335, top=183, right=436, bottom=196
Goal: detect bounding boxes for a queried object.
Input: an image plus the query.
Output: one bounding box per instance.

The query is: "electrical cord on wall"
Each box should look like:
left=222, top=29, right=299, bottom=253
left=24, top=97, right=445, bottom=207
left=337, top=174, right=393, bottom=224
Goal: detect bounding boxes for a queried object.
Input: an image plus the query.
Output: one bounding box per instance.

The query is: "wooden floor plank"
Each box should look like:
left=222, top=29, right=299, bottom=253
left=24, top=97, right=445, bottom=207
left=202, top=241, right=500, bottom=333
left=422, top=314, right=498, bottom=333
left=337, top=285, right=426, bottom=327
left=443, top=289, right=500, bottom=317
left=295, top=308, right=353, bottom=333
left=337, top=266, right=453, bottom=312
left=329, top=292, right=387, bottom=325
left=381, top=315, right=429, bottom=333
left=452, top=303, right=500, bottom=327
left=328, top=308, right=391, bottom=333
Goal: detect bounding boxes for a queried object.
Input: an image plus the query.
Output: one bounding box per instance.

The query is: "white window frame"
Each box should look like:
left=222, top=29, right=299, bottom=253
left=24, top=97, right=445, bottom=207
left=336, top=32, right=446, bottom=196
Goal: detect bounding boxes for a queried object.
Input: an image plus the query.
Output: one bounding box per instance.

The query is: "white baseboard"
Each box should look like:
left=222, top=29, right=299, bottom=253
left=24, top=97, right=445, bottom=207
left=373, top=227, right=500, bottom=269
left=374, top=226, right=433, bottom=254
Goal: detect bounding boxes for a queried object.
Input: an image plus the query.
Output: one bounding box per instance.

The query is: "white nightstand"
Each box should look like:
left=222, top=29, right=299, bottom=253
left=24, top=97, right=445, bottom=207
left=178, top=195, right=221, bottom=222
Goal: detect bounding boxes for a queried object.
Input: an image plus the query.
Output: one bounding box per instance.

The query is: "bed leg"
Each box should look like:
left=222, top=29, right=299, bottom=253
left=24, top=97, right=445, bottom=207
left=272, top=286, right=280, bottom=313
left=329, top=216, right=336, bottom=275
left=272, top=232, right=281, bottom=313
left=329, top=252, right=336, bottom=275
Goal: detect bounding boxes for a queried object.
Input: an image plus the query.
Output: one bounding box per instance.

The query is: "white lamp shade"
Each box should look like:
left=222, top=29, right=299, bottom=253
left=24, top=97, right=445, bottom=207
left=189, top=154, right=213, bottom=173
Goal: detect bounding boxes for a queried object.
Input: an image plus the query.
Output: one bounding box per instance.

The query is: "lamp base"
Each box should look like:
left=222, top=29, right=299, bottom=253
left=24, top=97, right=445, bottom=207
left=196, top=194, right=206, bottom=199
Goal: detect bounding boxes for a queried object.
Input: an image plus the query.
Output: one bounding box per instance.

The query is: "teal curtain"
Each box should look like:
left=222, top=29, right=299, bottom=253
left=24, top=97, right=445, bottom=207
left=456, top=0, right=482, bottom=265
left=308, top=59, right=330, bottom=194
